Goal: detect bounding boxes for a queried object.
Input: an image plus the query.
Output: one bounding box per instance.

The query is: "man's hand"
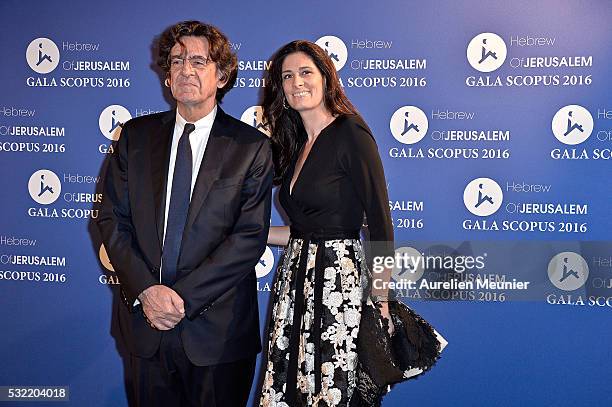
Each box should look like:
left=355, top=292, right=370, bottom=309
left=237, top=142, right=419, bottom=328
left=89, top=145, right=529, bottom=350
left=138, top=285, right=185, bottom=330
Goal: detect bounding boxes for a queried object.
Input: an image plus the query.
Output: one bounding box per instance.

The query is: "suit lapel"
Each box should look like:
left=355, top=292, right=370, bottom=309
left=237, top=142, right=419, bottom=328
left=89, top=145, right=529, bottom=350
left=185, top=107, right=232, bottom=231
left=150, top=111, right=175, bottom=249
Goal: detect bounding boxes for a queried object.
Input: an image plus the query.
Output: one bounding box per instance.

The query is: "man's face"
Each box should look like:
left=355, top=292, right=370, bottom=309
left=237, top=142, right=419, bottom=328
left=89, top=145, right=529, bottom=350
left=168, top=36, right=226, bottom=114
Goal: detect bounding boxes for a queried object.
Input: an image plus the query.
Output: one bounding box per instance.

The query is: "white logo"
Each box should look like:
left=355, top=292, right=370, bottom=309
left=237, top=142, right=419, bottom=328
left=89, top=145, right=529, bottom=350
left=551, top=105, right=594, bottom=145
left=99, top=105, right=132, bottom=141
left=256, top=246, right=275, bottom=278
left=99, top=244, right=115, bottom=272
left=463, top=178, right=503, bottom=217
left=390, top=106, right=428, bottom=145
left=391, top=246, right=425, bottom=283
left=547, top=252, right=588, bottom=291
left=28, top=169, right=61, bottom=205
left=240, top=106, right=270, bottom=137
left=26, top=38, right=60, bottom=74
left=466, top=33, right=507, bottom=72
left=315, top=35, right=348, bottom=71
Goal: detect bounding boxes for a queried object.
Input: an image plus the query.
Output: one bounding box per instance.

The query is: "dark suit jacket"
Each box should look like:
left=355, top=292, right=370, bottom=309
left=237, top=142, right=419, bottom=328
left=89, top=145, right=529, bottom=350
left=97, top=107, right=273, bottom=366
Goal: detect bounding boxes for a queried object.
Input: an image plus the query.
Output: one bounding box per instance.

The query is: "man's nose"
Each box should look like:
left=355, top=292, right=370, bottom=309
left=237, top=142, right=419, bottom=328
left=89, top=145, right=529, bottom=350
left=180, top=60, right=195, bottom=75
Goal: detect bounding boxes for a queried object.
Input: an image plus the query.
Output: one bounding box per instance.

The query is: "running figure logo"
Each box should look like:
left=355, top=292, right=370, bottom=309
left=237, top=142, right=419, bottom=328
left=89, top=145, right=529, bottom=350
left=99, top=105, right=132, bottom=141
left=36, top=42, right=53, bottom=66
left=109, top=109, right=124, bottom=134
left=253, top=110, right=269, bottom=133
left=26, top=38, right=60, bottom=74
left=401, top=112, right=420, bottom=136
left=38, top=174, right=55, bottom=197
left=240, top=106, right=271, bottom=136
left=256, top=246, right=275, bottom=278
left=548, top=252, right=589, bottom=291
left=563, top=111, right=584, bottom=137
left=558, top=257, right=580, bottom=283
left=28, top=169, right=61, bottom=205
left=315, top=36, right=348, bottom=71
left=474, top=183, right=494, bottom=209
left=322, top=41, right=340, bottom=64
left=463, top=178, right=503, bottom=217
left=396, top=259, right=416, bottom=278
left=390, top=106, right=428, bottom=145
left=478, top=38, right=498, bottom=64
left=551, top=105, right=593, bottom=145
left=466, top=33, right=507, bottom=73
left=391, top=247, right=425, bottom=284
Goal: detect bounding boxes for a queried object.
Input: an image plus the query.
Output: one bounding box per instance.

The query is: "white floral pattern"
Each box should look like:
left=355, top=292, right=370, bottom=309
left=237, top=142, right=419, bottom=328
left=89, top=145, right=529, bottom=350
left=260, top=238, right=366, bottom=406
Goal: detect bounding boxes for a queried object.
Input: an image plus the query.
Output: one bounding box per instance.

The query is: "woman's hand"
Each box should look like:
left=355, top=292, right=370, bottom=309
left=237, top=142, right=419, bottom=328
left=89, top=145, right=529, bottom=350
left=378, top=301, right=395, bottom=336
left=268, top=226, right=290, bottom=246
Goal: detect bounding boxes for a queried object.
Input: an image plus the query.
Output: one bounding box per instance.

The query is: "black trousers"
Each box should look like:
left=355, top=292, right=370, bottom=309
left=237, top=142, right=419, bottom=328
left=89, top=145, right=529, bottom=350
left=129, top=328, right=256, bottom=407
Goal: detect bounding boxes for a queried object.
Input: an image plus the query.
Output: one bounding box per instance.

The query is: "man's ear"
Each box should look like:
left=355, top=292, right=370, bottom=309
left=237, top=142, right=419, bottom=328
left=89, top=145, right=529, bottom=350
left=217, top=70, right=228, bottom=89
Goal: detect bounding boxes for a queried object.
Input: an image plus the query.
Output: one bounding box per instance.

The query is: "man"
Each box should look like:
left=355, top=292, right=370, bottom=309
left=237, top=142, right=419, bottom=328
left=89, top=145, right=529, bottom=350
left=97, top=21, right=272, bottom=406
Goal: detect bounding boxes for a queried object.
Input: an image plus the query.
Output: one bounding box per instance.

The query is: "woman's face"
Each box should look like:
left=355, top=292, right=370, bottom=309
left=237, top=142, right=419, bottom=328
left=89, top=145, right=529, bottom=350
left=281, top=51, right=326, bottom=114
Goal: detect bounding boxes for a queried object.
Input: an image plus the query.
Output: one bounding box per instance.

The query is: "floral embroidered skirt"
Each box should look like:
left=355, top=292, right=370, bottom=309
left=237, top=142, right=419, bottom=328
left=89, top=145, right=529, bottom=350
left=260, top=237, right=367, bottom=407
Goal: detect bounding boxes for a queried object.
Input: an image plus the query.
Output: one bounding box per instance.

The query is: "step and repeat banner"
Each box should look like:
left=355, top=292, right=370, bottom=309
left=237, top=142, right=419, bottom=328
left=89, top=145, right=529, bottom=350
left=1, top=0, right=611, bottom=405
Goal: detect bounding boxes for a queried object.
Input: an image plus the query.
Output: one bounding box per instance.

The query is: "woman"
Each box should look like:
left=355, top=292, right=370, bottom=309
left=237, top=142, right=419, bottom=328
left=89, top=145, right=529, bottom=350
left=259, top=40, right=419, bottom=407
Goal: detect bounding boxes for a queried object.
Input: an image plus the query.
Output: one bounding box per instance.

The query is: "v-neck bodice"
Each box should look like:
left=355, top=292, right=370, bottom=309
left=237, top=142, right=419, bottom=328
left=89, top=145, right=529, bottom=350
left=278, top=114, right=394, bottom=244
left=288, top=116, right=337, bottom=197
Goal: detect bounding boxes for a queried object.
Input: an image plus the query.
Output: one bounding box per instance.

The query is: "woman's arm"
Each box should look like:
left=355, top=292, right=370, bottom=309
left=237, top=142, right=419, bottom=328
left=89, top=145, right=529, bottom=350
left=268, top=225, right=290, bottom=246
left=340, top=117, right=395, bottom=333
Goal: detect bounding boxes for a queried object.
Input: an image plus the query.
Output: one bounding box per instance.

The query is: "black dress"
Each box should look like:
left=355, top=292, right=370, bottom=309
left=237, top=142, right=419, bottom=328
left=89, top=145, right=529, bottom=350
left=260, top=115, right=394, bottom=406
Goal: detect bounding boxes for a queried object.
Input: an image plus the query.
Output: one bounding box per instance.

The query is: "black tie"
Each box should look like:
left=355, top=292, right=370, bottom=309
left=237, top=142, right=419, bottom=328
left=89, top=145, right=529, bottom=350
left=162, top=123, right=195, bottom=285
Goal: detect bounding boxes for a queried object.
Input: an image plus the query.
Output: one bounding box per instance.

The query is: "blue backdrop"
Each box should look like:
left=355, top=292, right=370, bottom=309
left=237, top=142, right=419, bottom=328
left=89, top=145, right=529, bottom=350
left=1, top=0, right=611, bottom=405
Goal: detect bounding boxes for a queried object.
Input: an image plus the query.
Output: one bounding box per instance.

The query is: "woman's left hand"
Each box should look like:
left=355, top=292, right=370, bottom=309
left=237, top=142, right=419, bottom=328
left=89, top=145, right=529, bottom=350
left=379, top=301, right=395, bottom=336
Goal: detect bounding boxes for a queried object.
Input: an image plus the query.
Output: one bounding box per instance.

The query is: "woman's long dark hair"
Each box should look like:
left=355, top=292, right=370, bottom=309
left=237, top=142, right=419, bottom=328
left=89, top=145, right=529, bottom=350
left=263, top=40, right=357, bottom=185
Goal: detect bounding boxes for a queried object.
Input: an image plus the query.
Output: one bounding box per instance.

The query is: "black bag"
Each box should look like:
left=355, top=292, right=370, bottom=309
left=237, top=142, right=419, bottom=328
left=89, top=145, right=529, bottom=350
left=352, top=300, right=444, bottom=406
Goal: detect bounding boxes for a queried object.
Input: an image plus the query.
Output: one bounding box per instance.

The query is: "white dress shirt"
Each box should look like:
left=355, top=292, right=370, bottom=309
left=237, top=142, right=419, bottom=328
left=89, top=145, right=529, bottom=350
left=134, top=106, right=217, bottom=303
